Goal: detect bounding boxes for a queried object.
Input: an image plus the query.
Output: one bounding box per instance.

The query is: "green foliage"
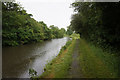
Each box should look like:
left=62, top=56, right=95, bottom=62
left=2, top=2, right=66, bottom=46
left=29, top=68, right=37, bottom=78
left=71, top=2, right=120, bottom=54
left=70, top=33, right=80, bottom=40
left=50, top=25, right=66, bottom=38
left=78, top=39, right=119, bottom=78
left=59, top=40, right=72, bottom=54
left=66, top=26, right=73, bottom=35
left=39, top=40, right=75, bottom=78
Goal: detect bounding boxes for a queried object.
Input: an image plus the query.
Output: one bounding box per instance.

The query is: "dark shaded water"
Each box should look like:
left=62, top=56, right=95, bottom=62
left=3, top=37, right=71, bottom=78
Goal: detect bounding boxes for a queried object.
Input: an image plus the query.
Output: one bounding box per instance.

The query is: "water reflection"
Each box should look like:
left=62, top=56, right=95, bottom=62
left=3, top=37, right=70, bottom=78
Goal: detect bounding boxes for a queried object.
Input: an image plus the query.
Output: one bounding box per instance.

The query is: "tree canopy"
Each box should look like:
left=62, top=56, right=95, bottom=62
left=70, top=2, right=120, bottom=54
left=2, top=2, right=66, bottom=46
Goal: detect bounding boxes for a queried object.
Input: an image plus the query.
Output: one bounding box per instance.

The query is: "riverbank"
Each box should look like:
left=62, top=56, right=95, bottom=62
left=3, top=2, right=68, bottom=47
left=39, top=40, right=76, bottom=78
left=38, top=39, right=119, bottom=78
left=3, top=37, right=70, bottom=78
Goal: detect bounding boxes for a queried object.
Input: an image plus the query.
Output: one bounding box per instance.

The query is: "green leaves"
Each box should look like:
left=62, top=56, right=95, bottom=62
left=29, top=68, right=37, bottom=78
left=2, top=1, right=66, bottom=46
left=49, top=25, right=65, bottom=38
left=71, top=2, right=120, bottom=53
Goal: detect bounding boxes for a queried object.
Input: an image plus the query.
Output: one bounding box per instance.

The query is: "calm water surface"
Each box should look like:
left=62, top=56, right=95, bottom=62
left=3, top=37, right=71, bottom=78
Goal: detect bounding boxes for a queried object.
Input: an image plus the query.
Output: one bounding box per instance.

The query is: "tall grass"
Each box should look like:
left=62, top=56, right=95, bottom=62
left=79, top=39, right=119, bottom=78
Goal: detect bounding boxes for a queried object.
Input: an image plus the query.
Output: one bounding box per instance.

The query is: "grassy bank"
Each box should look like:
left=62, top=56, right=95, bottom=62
left=36, top=38, right=119, bottom=78
left=39, top=40, right=76, bottom=78
left=79, top=39, right=119, bottom=78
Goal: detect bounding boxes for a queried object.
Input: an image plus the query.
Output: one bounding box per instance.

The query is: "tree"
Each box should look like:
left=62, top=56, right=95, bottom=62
left=66, top=26, right=73, bottom=35
left=71, top=2, right=120, bottom=53
left=2, top=1, right=66, bottom=46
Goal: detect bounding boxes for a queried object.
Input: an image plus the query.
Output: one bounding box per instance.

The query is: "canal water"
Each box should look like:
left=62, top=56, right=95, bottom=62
left=3, top=37, right=71, bottom=78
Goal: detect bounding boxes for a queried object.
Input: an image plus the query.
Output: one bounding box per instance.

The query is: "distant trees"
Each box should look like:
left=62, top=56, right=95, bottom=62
left=66, top=26, right=73, bottom=35
left=2, top=2, right=66, bottom=46
left=49, top=25, right=66, bottom=38
left=71, top=2, right=120, bottom=53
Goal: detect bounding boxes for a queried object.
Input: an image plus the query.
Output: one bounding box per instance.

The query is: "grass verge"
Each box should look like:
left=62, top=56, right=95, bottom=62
left=39, top=40, right=76, bottom=78
left=79, top=39, right=119, bottom=78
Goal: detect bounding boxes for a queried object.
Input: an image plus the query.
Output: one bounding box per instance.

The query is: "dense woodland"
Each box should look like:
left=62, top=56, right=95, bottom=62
left=2, top=2, right=72, bottom=46
left=71, top=2, right=120, bottom=54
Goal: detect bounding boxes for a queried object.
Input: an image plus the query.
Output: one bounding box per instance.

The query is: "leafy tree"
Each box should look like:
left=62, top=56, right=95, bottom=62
left=49, top=25, right=65, bottom=38
left=2, top=1, right=66, bottom=46
left=66, top=26, right=73, bottom=35
left=71, top=2, right=120, bottom=54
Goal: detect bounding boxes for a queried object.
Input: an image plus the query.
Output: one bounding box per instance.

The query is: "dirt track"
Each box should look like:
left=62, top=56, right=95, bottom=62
left=68, top=39, right=83, bottom=78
